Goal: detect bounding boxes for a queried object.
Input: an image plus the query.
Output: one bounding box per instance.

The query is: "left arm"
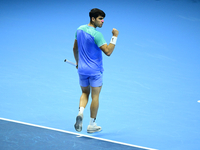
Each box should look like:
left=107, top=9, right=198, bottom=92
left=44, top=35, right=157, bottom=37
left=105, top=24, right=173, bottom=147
left=73, top=39, right=78, bottom=68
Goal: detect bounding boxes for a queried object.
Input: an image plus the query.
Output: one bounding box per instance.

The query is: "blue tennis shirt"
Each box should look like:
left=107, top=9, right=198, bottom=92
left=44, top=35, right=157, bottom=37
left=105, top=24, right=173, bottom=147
left=75, top=25, right=107, bottom=75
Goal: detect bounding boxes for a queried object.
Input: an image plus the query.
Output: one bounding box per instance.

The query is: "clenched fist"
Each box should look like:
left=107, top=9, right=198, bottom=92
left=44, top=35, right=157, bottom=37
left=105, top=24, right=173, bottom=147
left=112, top=28, right=119, bottom=37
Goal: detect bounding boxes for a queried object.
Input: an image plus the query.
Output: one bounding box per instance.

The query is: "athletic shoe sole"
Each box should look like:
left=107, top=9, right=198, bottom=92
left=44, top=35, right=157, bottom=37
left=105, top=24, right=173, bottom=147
left=87, top=127, right=102, bottom=133
left=74, top=115, right=83, bottom=132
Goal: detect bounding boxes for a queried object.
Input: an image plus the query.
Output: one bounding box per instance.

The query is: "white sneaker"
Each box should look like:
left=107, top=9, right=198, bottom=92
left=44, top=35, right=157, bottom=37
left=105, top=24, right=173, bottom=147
left=74, top=113, right=83, bottom=132
left=87, top=123, right=102, bottom=133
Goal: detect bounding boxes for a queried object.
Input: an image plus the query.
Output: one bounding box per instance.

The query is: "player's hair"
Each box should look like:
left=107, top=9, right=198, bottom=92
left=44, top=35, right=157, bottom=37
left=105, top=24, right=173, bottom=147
left=89, top=8, right=106, bottom=22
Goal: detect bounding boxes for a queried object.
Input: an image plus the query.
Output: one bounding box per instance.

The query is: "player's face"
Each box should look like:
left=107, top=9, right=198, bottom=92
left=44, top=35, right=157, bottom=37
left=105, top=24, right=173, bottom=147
left=94, top=16, right=104, bottom=28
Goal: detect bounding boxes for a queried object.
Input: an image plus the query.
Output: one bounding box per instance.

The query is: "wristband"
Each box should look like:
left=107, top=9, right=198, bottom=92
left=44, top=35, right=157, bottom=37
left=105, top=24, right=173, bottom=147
left=110, top=36, right=117, bottom=45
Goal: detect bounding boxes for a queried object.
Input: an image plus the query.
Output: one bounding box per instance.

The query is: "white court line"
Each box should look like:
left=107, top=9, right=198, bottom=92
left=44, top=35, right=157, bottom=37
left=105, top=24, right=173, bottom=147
left=0, top=117, right=157, bottom=150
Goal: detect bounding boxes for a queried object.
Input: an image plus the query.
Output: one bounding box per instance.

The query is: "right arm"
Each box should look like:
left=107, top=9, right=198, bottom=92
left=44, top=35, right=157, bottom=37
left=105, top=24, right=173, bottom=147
left=100, top=28, right=119, bottom=56
left=73, top=39, right=78, bottom=69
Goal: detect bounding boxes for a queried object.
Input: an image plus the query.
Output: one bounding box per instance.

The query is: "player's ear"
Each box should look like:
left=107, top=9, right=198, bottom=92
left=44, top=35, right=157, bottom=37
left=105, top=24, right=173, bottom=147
left=92, top=17, right=95, bottom=22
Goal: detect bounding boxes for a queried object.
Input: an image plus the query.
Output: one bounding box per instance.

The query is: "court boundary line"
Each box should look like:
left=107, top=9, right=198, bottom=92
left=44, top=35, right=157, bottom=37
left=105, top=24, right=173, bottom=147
left=0, top=117, right=157, bottom=150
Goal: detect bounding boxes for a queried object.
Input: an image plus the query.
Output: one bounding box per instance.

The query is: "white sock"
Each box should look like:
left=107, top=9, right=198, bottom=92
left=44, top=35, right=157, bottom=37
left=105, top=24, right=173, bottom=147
left=90, top=118, right=96, bottom=125
left=79, top=107, right=84, bottom=114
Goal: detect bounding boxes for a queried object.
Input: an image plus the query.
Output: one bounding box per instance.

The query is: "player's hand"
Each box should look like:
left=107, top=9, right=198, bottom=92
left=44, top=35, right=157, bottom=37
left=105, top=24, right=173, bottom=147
left=112, top=28, right=119, bottom=37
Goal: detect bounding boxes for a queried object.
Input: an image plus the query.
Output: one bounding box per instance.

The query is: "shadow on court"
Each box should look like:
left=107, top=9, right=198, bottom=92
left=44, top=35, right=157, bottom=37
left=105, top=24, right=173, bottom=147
left=0, top=118, right=154, bottom=150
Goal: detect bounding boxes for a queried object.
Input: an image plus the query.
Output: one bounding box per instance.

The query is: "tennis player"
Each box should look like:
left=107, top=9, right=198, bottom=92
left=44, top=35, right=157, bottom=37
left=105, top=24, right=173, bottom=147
left=73, top=8, right=119, bottom=133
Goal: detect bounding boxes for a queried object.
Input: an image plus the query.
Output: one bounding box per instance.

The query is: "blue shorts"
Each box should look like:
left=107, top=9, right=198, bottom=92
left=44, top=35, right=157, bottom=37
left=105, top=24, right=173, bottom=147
left=79, top=73, right=103, bottom=87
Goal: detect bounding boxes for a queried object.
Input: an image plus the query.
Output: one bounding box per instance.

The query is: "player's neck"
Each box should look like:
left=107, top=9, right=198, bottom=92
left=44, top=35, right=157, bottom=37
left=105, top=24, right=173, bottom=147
left=88, top=22, right=96, bottom=28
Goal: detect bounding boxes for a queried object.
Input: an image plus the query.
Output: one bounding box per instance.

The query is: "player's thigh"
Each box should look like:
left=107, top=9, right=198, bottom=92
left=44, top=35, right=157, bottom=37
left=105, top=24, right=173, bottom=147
left=81, top=85, right=90, bottom=95
left=91, top=86, right=102, bottom=98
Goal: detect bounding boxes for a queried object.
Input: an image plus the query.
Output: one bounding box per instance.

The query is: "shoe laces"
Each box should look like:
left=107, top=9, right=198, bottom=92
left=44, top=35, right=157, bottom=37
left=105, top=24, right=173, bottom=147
left=92, top=122, right=97, bottom=126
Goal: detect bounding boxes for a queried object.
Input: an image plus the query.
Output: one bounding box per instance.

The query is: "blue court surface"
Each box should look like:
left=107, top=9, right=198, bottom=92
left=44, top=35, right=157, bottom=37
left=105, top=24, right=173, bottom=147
left=0, top=0, right=200, bottom=150
left=0, top=118, right=154, bottom=150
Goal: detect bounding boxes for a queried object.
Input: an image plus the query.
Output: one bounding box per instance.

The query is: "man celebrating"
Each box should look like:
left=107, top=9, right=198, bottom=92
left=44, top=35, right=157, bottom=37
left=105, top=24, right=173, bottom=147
left=73, top=8, right=119, bottom=133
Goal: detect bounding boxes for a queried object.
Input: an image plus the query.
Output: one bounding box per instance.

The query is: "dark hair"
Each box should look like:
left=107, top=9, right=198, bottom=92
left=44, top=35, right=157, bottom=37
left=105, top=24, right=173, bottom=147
left=89, top=8, right=106, bottom=22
